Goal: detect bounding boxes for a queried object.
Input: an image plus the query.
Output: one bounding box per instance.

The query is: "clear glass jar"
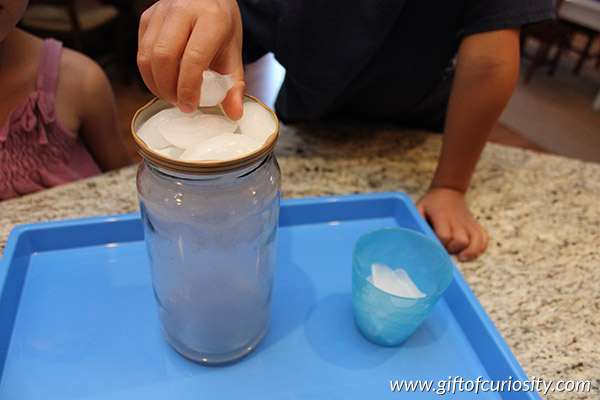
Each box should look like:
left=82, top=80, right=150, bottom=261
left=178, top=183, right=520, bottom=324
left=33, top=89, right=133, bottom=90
left=133, top=98, right=280, bottom=364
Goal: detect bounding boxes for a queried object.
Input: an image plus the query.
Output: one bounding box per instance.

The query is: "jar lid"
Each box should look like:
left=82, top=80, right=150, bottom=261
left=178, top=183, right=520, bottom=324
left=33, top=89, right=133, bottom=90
left=131, top=96, right=279, bottom=174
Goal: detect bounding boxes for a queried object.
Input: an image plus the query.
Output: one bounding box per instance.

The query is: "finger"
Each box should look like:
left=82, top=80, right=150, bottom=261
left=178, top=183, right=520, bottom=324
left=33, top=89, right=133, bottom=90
left=177, top=18, right=231, bottom=112
left=150, top=10, right=195, bottom=105
left=481, top=226, right=490, bottom=251
left=458, top=236, right=479, bottom=261
left=222, top=78, right=245, bottom=120
left=431, top=219, right=453, bottom=249
left=458, top=224, right=488, bottom=261
left=415, top=201, right=427, bottom=220
left=137, top=5, right=161, bottom=97
left=218, top=50, right=245, bottom=119
left=138, top=5, right=154, bottom=46
left=446, top=226, right=470, bottom=255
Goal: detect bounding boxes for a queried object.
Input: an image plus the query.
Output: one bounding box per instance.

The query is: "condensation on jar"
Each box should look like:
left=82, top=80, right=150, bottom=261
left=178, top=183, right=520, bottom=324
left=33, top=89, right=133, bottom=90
left=132, top=97, right=281, bottom=364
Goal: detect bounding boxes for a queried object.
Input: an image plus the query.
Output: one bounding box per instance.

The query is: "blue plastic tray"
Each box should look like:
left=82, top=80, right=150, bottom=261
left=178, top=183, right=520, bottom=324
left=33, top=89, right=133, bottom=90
left=0, top=192, right=539, bottom=399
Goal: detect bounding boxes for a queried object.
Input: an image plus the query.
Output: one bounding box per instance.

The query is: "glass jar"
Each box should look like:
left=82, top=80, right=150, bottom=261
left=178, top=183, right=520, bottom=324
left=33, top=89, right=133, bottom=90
left=132, top=98, right=280, bottom=364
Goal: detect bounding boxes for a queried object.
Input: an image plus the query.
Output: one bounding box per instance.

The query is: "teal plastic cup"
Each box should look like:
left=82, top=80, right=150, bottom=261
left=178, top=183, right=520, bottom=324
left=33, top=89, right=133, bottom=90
left=352, top=228, right=453, bottom=346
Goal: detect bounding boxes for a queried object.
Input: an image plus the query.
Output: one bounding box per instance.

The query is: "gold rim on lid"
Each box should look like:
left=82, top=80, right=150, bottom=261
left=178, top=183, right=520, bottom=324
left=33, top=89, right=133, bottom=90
left=131, top=95, right=279, bottom=174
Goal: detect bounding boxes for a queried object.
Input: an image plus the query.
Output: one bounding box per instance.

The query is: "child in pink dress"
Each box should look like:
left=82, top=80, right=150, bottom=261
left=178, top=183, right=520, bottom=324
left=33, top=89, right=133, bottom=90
left=0, top=0, right=132, bottom=200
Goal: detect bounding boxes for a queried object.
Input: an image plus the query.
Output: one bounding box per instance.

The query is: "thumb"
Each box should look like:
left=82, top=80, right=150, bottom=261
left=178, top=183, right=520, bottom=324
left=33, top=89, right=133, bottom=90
left=216, top=45, right=245, bottom=119
left=222, top=75, right=245, bottom=120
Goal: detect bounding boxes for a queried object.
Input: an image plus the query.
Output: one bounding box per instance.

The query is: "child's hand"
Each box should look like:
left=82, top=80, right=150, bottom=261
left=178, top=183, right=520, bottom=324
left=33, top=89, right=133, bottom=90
left=416, top=188, right=488, bottom=261
left=137, top=0, right=245, bottom=119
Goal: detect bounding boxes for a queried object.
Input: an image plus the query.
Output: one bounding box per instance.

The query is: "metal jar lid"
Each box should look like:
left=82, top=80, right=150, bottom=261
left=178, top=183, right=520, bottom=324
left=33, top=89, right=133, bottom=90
left=131, top=96, right=279, bottom=174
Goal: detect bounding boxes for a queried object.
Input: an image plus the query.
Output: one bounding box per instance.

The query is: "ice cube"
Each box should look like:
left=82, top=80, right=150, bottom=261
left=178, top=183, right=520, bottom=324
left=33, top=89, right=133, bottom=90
left=392, top=268, right=426, bottom=299
left=154, top=146, right=185, bottom=159
left=237, top=101, right=277, bottom=144
left=370, top=263, right=425, bottom=299
left=179, top=133, right=261, bottom=162
left=370, top=263, right=398, bottom=292
left=196, top=114, right=238, bottom=134
left=199, top=69, right=236, bottom=107
left=137, top=108, right=202, bottom=150
left=159, top=114, right=238, bottom=149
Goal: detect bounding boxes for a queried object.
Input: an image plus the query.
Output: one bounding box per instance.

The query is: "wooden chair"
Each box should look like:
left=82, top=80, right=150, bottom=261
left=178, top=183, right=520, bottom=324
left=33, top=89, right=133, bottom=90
left=556, top=0, right=600, bottom=75
left=561, top=21, right=600, bottom=75
left=19, top=0, right=132, bottom=82
left=520, top=0, right=572, bottom=83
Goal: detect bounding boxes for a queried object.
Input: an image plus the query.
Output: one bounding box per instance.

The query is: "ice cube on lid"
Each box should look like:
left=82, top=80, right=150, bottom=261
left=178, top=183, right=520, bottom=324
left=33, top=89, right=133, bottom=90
left=179, top=133, right=262, bottom=162
left=158, top=114, right=238, bottom=149
left=137, top=108, right=201, bottom=150
left=237, top=101, right=277, bottom=145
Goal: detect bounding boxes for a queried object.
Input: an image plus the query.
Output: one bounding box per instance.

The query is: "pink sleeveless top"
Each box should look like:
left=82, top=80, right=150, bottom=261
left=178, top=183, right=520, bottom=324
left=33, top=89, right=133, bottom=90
left=0, top=39, right=101, bottom=201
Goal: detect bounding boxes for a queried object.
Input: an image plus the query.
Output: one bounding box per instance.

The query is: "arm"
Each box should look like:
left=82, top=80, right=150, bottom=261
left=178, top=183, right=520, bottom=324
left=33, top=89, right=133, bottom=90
left=137, top=0, right=245, bottom=119
left=417, top=28, right=521, bottom=261
left=434, top=28, right=520, bottom=193
left=76, top=56, right=133, bottom=171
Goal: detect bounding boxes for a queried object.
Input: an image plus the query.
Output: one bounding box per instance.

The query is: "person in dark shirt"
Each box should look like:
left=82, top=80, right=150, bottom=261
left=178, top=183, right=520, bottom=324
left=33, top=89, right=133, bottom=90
left=136, top=0, right=554, bottom=261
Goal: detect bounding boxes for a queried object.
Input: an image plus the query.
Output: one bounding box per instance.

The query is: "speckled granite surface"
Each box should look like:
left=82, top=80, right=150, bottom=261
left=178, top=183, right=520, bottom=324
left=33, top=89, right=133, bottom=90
left=1, top=121, right=598, bottom=399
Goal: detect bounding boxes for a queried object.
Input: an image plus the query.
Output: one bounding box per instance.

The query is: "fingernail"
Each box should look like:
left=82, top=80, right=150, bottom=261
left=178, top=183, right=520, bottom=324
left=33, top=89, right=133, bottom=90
left=177, top=101, right=194, bottom=113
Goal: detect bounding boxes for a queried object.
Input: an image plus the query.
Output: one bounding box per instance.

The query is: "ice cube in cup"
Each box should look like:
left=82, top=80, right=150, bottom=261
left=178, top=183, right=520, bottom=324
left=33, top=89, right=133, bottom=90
left=352, top=228, right=453, bottom=346
left=369, top=263, right=425, bottom=299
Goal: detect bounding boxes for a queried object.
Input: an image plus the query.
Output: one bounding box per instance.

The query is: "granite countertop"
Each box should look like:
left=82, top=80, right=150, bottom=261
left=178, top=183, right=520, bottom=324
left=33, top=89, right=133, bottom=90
left=1, top=121, right=598, bottom=399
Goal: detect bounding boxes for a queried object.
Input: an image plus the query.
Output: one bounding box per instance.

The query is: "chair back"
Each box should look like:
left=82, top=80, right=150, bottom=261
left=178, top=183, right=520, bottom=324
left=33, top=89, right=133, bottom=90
left=21, top=0, right=119, bottom=50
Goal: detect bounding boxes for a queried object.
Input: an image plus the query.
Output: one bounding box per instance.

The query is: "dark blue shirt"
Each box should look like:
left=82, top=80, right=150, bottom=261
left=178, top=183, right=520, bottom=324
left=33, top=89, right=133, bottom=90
left=239, top=0, right=554, bottom=129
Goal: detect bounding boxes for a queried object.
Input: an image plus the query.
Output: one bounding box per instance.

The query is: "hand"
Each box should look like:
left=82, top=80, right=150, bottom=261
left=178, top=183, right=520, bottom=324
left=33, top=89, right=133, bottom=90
left=416, top=187, right=489, bottom=261
left=137, top=0, right=245, bottom=119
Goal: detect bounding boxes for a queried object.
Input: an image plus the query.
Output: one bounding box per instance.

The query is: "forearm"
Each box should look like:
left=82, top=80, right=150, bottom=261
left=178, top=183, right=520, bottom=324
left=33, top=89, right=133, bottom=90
left=431, top=28, right=520, bottom=193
